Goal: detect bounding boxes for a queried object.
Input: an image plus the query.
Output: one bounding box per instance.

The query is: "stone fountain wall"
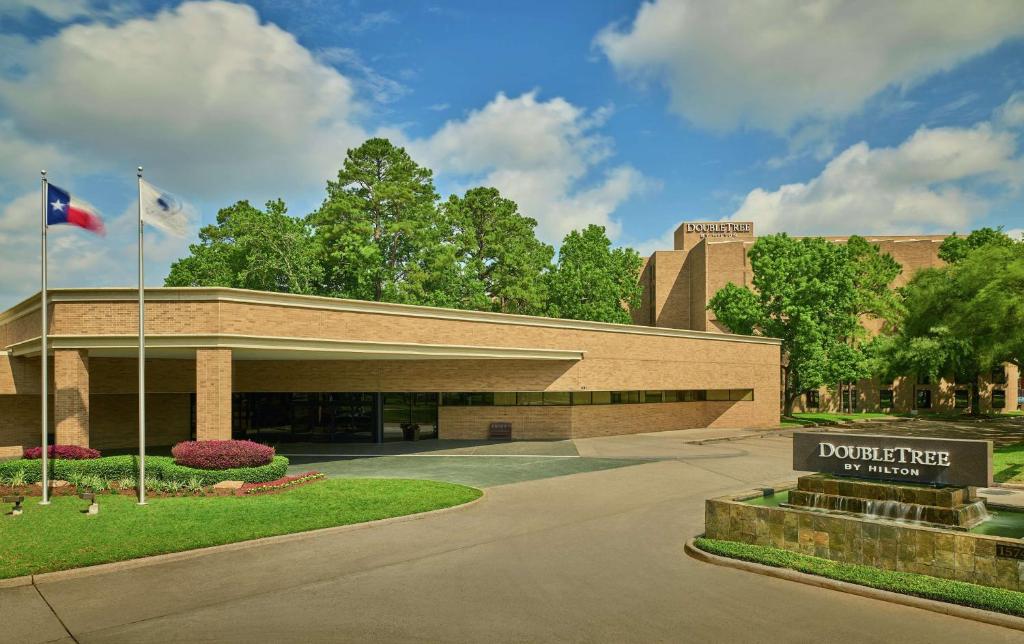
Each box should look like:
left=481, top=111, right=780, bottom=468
left=705, top=488, right=1024, bottom=591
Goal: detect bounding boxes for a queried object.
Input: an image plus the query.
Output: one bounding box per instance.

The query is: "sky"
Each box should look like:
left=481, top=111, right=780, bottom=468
left=0, top=0, right=1022, bottom=308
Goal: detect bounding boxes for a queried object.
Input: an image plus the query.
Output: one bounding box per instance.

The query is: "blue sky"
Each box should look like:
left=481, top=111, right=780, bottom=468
left=0, top=0, right=1022, bottom=307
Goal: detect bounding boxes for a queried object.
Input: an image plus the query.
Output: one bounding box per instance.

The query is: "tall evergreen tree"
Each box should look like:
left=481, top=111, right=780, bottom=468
left=442, top=187, right=554, bottom=314
left=545, top=224, right=642, bottom=324
left=310, top=138, right=440, bottom=303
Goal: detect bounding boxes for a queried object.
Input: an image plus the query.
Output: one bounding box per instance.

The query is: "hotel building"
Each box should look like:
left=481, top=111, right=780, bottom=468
left=633, top=222, right=1020, bottom=415
left=0, top=287, right=780, bottom=455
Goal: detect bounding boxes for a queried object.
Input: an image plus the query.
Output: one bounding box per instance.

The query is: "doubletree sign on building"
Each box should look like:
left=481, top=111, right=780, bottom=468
left=792, top=432, right=993, bottom=487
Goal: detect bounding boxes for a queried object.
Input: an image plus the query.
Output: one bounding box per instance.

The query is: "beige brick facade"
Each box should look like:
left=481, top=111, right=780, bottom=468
left=196, top=348, right=232, bottom=441
left=0, top=288, right=781, bottom=453
left=54, top=349, right=89, bottom=446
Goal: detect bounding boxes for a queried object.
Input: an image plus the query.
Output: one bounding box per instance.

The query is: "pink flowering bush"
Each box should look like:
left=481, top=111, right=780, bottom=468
left=171, top=440, right=275, bottom=470
left=23, top=445, right=101, bottom=460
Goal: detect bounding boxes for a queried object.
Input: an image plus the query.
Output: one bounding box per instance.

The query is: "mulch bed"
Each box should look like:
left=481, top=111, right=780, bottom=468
left=0, top=475, right=323, bottom=500
left=238, top=472, right=326, bottom=496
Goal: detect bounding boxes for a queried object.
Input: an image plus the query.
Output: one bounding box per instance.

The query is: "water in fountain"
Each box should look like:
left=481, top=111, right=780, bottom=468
left=864, top=499, right=926, bottom=523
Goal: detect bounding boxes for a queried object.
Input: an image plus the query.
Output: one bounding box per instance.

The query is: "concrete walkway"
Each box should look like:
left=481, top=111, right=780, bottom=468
left=4, top=433, right=1021, bottom=643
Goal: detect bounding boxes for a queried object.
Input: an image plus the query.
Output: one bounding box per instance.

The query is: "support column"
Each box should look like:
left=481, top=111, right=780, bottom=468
left=54, top=349, right=89, bottom=447
left=196, top=348, right=232, bottom=441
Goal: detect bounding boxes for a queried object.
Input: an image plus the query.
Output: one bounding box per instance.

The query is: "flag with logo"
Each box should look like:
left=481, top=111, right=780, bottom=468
left=139, top=179, right=189, bottom=236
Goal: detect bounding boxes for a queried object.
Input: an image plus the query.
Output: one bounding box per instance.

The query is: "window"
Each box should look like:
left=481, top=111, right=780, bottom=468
left=680, top=390, right=707, bottom=402
left=707, top=390, right=730, bottom=401
left=591, top=391, right=612, bottom=405
left=517, top=392, right=543, bottom=406
left=644, top=390, right=664, bottom=403
left=610, top=391, right=640, bottom=404
left=993, top=389, right=1006, bottom=409
left=806, top=390, right=820, bottom=409
left=879, top=389, right=894, bottom=410
left=916, top=388, right=932, bottom=409
left=494, top=392, right=517, bottom=406
left=571, top=391, right=592, bottom=405
left=543, top=392, right=571, bottom=406
left=730, top=389, right=754, bottom=401
left=663, top=390, right=680, bottom=403
left=954, top=389, right=969, bottom=409
left=992, top=367, right=1007, bottom=385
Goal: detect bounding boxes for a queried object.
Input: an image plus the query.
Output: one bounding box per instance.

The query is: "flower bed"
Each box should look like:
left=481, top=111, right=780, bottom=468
left=23, top=445, right=101, bottom=460
left=0, top=455, right=289, bottom=487
left=172, top=439, right=275, bottom=469
left=240, top=472, right=325, bottom=495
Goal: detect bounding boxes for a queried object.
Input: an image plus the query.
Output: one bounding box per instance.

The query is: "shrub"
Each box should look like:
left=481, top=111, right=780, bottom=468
left=171, top=440, right=275, bottom=470
left=23, top=445, right=101, bottom=460
left=0, top=455, right=289, bottom=486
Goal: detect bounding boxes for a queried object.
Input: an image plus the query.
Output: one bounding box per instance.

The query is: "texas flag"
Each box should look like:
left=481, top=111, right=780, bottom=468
left=47, top=184, right=105, bottom=235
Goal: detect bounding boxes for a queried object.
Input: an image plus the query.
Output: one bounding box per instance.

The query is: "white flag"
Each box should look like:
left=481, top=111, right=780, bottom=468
left=140, top=179, right=190, bottom=237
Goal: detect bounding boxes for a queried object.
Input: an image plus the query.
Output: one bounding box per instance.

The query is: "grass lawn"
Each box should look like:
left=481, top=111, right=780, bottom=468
left=994, top=443, right=1024, bottom=483
left=782, top=412, right=896, bottom=426
left=695, top=538, right=1024, bottom=617
left=0, top=478, right=480, bottom=579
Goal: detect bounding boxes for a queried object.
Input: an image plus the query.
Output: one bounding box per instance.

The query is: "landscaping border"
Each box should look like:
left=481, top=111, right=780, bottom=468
left=1, top=489, right=486, bottom=588
left=685, top=537, right=1024, bottom=633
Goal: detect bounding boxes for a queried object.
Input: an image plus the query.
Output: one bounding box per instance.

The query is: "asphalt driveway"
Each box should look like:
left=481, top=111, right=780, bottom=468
left=4, top=429, right=1021, bottom=643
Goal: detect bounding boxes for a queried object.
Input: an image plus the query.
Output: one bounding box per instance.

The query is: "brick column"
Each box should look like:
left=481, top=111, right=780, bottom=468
left=54, top=349, right=89, bottom=447
left=196, top=348, right=232, bottom=441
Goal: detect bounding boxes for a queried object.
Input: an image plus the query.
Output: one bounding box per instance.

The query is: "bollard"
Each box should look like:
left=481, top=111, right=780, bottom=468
left=3, top=495, right=24, bottom=516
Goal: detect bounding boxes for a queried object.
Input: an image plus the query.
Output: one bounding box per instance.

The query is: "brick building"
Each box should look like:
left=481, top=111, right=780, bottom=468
left=633, top=221, right=1020, bottom=414
left=0, top=287, right=781, bottom=456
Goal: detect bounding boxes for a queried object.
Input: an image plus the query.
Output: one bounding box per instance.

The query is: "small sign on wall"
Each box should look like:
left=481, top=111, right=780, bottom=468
left=792, top=432, right=992, bottom=487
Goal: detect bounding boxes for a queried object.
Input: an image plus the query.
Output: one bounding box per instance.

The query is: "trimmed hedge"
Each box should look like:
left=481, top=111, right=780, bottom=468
left=24, top=445, right=101, bottom=460
left=694, top=537, right=1024, bottom=617
left=0, top=455, right=289, bottom=486
left=172, top=439, right=274, bottom=469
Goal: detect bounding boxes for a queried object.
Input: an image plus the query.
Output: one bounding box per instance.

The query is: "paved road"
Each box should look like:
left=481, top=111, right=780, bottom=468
left=3, top=432, right=1020, bottom=643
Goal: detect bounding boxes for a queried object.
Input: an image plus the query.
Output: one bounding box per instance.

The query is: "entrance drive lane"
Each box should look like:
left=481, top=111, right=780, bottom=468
left=6, top=433, right=1021, bottom=643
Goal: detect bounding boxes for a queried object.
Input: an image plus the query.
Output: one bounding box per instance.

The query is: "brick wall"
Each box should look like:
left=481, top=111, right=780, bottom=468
left=196, top=348, right=232, bottom=441
left=90, top=393, right=190, bottom=449
left=54, top=349, right=89, bottom=446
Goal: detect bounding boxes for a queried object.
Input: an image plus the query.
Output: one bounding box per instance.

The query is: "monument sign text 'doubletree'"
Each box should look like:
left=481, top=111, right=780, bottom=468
left=792, top=432, right=993, bottom=487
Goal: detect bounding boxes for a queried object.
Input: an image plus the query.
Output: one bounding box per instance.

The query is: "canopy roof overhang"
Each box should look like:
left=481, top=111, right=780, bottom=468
left=6, top=334, right=585, bottom=362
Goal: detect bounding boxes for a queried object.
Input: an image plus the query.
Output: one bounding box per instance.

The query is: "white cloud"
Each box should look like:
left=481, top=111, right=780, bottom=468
left=404, top=91, right=649, bottom=241
left=0, top=1, right=366, bottom=201
left=728, top=120, right=1022, bottom=235
left=998, top=92, right=1024, bottom=128
left=597, top=0, right=1024, bottom=132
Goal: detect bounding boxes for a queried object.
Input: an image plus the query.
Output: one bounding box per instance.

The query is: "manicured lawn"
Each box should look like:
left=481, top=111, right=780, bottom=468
left=0, top=479, right=481, bottom=579
left=994, top=443, right=1024, bottom=483
left=695, top=538, right=1024, bottom=617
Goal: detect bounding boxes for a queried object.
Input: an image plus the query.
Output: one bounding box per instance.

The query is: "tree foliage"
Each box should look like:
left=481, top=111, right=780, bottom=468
left=441, top=187, right=554, bottom=314
left=166, top=137, right=643, bottom=324
left=165, top=199, right=322, bottom=294
left=309, top=138, right=440, bottom=303
left=708, top=234, right=899, bottom=415
left=938, top=226, right=1018, bottom=264
left=545, top=224, right=643, bottom=324
left=872, top=231, right=1024, bottom=413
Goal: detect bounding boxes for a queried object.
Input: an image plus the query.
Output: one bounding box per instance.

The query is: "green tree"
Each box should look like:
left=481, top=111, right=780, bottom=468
left=310, top=138, right=440, bottom=302
left=441, top=187, right=554, bottom=314
left=938, top=226, right=1017, bottom=264
left=545, top=224, right=642, bottom=323
left=874, top=236, right=1024, bottom=414
left=165, top=199, right=322, bottom=294
left=708, top=235, right=866, bottom=416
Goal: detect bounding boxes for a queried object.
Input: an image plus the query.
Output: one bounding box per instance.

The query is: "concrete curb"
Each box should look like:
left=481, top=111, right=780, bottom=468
left=2, top=490, right=486, bottom=587
left=684, top=538, right=1024, bottom=633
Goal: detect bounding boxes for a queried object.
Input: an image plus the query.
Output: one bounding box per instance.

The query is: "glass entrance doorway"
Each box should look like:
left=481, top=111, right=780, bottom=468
left=232, top=392, right=439, bottom=444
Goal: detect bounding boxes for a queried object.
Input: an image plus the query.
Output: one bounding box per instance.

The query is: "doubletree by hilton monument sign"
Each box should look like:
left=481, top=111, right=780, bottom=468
left=793, top=432, right=993, bottom=487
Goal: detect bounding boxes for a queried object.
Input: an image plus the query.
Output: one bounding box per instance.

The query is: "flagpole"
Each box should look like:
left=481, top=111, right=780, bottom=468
left=40, top=170, right=50, bottom=505
left=137, top=166, right=146, bottom=505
